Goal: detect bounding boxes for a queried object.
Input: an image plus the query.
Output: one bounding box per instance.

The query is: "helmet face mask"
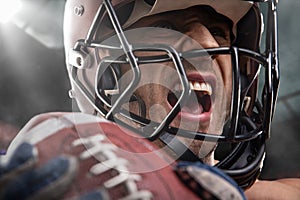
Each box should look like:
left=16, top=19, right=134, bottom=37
left=64, top=0, right=279, bottom=189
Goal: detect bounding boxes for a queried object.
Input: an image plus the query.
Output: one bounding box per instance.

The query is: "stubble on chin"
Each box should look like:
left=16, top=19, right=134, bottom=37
left=152, top=135, right=216, bottom=165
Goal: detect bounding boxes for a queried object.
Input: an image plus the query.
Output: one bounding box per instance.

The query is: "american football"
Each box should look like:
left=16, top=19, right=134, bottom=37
left=1, top=112, right=200, bottom=200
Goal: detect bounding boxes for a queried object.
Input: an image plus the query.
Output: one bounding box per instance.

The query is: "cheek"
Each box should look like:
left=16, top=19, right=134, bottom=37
left=211, top=55, right=232, bottom=123
left=122, top=62, right=179, bottom=91
left=214, top=55, right=232, bottom=97
left=135, top=65, right=170, bottom=105
left=119, top=64, right=174, bottom=118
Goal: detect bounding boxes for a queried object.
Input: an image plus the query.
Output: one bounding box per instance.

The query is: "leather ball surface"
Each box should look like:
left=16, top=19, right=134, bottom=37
left=6, top=112, right=199, bottom=200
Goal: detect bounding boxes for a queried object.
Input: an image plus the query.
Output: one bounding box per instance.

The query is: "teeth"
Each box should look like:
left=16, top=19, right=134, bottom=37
left=190, top=81, right=212, bottom=96
left=174, top=81, right=212, bottom=96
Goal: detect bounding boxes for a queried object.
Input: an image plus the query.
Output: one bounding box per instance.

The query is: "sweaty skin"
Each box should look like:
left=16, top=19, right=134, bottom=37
left=245, top=179, right=300, bottom=200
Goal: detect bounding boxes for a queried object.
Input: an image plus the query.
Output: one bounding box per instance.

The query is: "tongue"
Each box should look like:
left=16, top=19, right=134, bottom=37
left=167, top=91, right=206, bottom=115
left=181, top=99, right=204, bottom=114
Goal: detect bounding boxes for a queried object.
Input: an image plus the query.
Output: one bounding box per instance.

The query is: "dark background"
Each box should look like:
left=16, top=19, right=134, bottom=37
left=0, top=0, right=299, bottom=179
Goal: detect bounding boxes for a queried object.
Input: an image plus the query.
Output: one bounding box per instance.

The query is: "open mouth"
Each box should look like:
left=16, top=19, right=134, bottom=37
left=167, top=75, right=213, bottom=122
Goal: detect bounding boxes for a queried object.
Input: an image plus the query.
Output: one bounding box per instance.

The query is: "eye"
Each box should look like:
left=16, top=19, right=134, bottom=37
left=208, top=27, right=228, bottom=40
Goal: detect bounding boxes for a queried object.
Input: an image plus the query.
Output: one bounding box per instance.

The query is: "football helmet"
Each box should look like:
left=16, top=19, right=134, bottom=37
left=64, top=0, right=279, bottom=189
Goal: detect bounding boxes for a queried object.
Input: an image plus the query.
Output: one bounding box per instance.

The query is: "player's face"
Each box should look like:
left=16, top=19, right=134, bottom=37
left=113, top=6, right=233, bottom=160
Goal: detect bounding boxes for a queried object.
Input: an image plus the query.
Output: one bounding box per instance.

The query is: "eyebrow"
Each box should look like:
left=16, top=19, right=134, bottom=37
left=184, top=6, right=233, bottom=25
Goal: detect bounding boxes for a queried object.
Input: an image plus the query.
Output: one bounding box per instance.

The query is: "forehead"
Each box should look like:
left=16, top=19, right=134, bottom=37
left=96, top=5, right=233, bottom=42
left=130, top=6, right=233, bottom=28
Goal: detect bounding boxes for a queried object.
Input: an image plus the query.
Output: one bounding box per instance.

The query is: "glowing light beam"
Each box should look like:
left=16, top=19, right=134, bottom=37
left=0, top=0, right=22, bottom=24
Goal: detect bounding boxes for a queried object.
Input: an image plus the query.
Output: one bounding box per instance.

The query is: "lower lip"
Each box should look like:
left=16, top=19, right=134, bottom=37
left=177, top=108, right=211, bottom=122
left=166, top=101, right=212, bottom=123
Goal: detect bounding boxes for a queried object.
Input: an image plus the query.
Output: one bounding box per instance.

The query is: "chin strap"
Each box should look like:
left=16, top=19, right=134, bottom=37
left=159, top=131, right=265, bottom=190
left=216, top=140, right=265, bottom=189
left=159, top=133, right=201, bottom=162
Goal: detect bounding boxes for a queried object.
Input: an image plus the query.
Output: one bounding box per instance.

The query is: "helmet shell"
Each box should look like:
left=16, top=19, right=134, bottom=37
left=63, top=0, right=255, bottom=113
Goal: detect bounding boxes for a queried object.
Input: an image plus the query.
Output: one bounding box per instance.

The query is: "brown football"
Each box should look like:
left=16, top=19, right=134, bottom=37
left=8, top=112, right=200, bottom=199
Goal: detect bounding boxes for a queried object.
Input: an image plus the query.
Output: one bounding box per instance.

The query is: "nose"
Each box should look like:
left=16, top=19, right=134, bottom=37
left=182, top=22, right=220, bottom=49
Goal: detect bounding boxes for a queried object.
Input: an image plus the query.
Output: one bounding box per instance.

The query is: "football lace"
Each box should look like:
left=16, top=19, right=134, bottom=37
left=72, top=134, right=153, bottom=200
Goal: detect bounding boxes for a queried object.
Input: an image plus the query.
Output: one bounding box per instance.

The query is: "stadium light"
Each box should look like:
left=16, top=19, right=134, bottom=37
left=0, top=0, right=22, bottom=24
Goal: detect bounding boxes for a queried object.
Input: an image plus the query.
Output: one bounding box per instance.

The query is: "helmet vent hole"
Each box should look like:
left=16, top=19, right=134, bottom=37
left=76, top=57, right=82, bottom=67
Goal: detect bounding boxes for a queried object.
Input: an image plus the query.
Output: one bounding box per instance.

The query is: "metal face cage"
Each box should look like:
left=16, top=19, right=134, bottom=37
left=69, top=0, right=279, bottom=143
